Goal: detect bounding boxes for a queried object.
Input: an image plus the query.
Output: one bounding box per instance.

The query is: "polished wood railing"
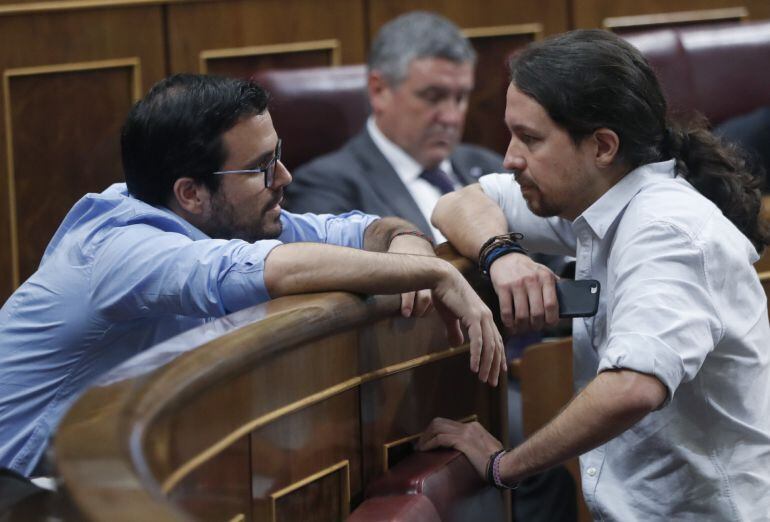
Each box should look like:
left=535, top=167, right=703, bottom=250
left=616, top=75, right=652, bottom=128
left=52, top=246, right=508, bottom=521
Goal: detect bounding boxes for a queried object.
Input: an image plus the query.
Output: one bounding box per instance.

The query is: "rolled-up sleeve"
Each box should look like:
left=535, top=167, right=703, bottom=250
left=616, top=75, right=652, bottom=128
left=598, top=221, right=723, bottom=405
left=277, top=210, right=379, bottom=249
left=478, top=173, right=576, bottom=256
left=91, top=225, right=283, bottom=319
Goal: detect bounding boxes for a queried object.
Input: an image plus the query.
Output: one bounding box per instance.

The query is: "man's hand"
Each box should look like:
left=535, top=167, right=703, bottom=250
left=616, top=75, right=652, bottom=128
left=489, top=253, right=559, bottom=333
left=417, top=418, right=503, bottom=479
left=387, top=233, right=436, bottom=318
left=431, top=266, right=506, bottom=386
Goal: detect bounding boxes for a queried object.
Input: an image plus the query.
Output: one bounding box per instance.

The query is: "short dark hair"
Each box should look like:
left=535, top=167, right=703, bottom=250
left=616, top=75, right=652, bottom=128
left=509, top=29, right=769, bottom=251
left=121, top=74, right=270, bottom=206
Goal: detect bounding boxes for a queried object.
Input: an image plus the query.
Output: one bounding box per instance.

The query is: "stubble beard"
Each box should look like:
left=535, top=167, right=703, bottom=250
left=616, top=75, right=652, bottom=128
left=205, top=192, right=283, bottom=243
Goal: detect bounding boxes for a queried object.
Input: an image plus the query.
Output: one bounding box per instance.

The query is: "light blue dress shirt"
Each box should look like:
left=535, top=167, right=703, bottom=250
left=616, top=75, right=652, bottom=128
left=0, top=183, right=377, bottom=476
left=480, top=161, right=770, bottom=520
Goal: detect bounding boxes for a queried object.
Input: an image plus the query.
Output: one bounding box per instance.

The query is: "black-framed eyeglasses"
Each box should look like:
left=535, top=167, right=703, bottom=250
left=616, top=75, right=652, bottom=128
left=213, top=139, right=282, bottom=188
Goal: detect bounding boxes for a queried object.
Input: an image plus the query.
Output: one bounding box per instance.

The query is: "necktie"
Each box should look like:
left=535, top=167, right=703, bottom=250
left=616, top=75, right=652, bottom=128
left=420, top=167, right=455, bottom=195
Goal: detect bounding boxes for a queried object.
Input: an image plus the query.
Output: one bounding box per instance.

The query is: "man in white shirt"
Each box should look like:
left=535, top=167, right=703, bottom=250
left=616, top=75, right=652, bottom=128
left=286, top=11, right=503, bottom=243
left=421, top=29, right=770, bottom=520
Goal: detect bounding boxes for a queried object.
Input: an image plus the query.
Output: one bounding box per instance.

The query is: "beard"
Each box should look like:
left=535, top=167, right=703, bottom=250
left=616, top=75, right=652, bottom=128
left=203, top=190, right=283, bottom=243
left=516, top=177, right=561, bottom=218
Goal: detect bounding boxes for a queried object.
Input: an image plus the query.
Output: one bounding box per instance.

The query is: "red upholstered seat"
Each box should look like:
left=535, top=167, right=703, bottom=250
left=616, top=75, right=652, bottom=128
left=623, top=20, right=770, bottom=126
left=252, top=65, right=369, bottom=171
left=348, top=494, right=441, bottom=522
left=355, top=449, right=505, bottom=522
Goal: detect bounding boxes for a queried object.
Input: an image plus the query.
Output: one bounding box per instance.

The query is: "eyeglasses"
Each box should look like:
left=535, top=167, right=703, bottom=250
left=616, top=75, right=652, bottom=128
left=213, top=139, right=282, bottom=188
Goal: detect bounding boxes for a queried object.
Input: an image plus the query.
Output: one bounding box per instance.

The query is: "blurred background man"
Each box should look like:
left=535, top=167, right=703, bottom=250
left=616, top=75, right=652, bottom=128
left=285, top=11, right=502, bottom=243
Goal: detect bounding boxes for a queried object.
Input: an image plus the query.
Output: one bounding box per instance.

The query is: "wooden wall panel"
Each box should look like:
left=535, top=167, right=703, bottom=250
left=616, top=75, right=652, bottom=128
left=0, top=5, right=165, bottom=302
left=5, top=61, right=138, bottom=285
left=464, top=25, right=542, bottom=155
left=367, top=0, right=568, bottom=37
left=166, top=0, right=366, bottom=74
left=572, top=0, right=767, bottom=29
left=201, top=40, right=341, bottom=78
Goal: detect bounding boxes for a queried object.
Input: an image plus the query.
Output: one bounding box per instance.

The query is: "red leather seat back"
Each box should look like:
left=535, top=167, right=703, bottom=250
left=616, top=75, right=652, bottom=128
left=363, top=450, right=505, bottom=522
left=252, top=65, right=369, bottom=172
left=624, top=20, right=770, bottom=126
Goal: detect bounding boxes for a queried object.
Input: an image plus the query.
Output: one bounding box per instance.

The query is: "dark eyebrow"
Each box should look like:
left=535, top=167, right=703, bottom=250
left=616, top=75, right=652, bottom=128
left=242, top=148, right=275, bottom=170
left=511, top=123, right=540, bottom=135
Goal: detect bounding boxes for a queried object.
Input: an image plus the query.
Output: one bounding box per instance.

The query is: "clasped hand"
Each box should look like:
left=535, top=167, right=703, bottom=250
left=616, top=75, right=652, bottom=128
left=489, top=252, right=559, bottom=333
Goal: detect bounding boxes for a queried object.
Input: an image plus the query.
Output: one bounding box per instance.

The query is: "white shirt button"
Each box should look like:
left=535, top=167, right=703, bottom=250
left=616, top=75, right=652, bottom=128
left=587, top=467, right=597, bottom=477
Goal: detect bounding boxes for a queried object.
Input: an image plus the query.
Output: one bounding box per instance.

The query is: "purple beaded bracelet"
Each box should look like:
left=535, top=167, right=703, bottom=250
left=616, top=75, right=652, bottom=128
left=492, top=450, right=518, bottom=490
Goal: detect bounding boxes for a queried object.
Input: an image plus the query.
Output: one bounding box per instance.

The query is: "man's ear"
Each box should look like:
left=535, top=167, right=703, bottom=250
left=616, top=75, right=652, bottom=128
left=593, top=127, right=620, bottom=168
left=171, top=177, right=209, bottom=215
left=368, top=71, right=392, bottom=115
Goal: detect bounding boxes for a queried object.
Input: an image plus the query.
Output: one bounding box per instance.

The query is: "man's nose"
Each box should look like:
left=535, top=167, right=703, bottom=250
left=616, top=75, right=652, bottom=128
left=503, top=141, right=527, bottom=172
left=272, top=160, right=292, bottom=189
left=436, top=98, right=466, bottom=126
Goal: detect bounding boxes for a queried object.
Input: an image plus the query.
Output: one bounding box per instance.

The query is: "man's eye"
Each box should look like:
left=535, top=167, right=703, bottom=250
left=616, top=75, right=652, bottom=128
left=417, top=89, right=446, bottom=104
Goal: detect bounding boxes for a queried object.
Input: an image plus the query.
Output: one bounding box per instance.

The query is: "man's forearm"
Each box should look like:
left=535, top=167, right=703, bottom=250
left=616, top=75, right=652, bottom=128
left=432, top=185, right=509, bottom=260
left=363, top=216, right=431, bottom=253
left=501, top=369, right=667, bottom=483
left=264, top=242, right=450, bottom=298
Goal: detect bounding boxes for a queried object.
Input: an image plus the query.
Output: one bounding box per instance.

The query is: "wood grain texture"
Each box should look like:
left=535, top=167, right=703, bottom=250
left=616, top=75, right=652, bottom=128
left=367, top=0, right=568, bottom=37
left=53, top=248, right=508, bottom=521
left=518, top=338, right=591, bottom=522
left=572, top=0, right=767, bottom=29
left=166, top=0, right=366, bottom=73
left=0, top=4, right=165, bottom=301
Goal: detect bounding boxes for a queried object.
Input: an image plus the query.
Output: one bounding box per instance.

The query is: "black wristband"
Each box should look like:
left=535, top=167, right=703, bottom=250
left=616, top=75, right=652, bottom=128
left=478, top=233, right=528, bottom=277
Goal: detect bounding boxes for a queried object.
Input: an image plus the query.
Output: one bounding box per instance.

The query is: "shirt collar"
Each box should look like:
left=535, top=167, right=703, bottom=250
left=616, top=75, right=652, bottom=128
left=117, top=183, right=212, bottom=241
left=366, top=117, right=452, bottom=183
left=577, top=159, right=677, bottom=239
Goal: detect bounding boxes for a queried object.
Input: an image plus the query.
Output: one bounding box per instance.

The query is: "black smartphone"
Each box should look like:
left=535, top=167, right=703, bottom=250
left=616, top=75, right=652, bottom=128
left=556, top=279, right=600, bottom=318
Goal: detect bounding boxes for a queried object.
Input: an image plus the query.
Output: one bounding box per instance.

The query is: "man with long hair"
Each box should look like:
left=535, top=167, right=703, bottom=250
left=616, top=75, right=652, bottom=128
left=423, top=30, right=770, bottom=519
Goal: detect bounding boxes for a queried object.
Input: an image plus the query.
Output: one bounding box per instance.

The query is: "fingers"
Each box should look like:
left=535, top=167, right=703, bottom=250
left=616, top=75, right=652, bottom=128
left=413, top=289, right=433, bottom=317
left=497, top=290, right=514, bottom=329
left=477, top=315, right=496, bottom=384
left=481, top=319, right=506, bottom=387
left=543, top=276, right=559, bottom=325
left=511, top=280, right=531, bottom=333
left=400, top=291, right=415, bottom=318
left=526, top=274, right=545, bottom=331
left=491, top=255, right=559, bottom=332
left=468, top=320, right=482, bottom=373
left=417, top=417, right=460, bottom=450
left=435, top=298, right=465, bottom=346
left=418, top=418, right=504, bottom=478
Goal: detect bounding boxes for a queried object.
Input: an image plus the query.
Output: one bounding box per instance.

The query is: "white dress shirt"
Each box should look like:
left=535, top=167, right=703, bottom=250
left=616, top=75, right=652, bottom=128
left=480, top=160, right=770, bottom=520
left=367, top=118, right=461, bottom=243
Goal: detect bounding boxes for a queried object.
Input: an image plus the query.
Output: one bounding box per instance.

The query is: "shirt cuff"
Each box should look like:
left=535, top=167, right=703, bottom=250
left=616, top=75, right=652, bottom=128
left=598, top=333, right=686, bottom=408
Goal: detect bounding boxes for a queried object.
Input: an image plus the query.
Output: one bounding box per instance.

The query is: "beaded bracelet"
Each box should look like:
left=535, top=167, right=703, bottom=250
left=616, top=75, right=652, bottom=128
left=478, top=232, right=528, bottom=277
left=487, top=449, right=519, bottom=490
left=486, top=449, right=506, bottom=486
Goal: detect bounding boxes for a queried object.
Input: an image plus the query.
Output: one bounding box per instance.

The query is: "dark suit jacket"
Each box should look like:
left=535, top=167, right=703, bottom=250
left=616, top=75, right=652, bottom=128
left=285, top=129, right=504, bottom=239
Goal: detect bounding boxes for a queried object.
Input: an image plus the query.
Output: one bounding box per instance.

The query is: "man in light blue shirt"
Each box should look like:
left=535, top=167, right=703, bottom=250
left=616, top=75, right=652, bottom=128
left=0, top=74, right=506, bottom=477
